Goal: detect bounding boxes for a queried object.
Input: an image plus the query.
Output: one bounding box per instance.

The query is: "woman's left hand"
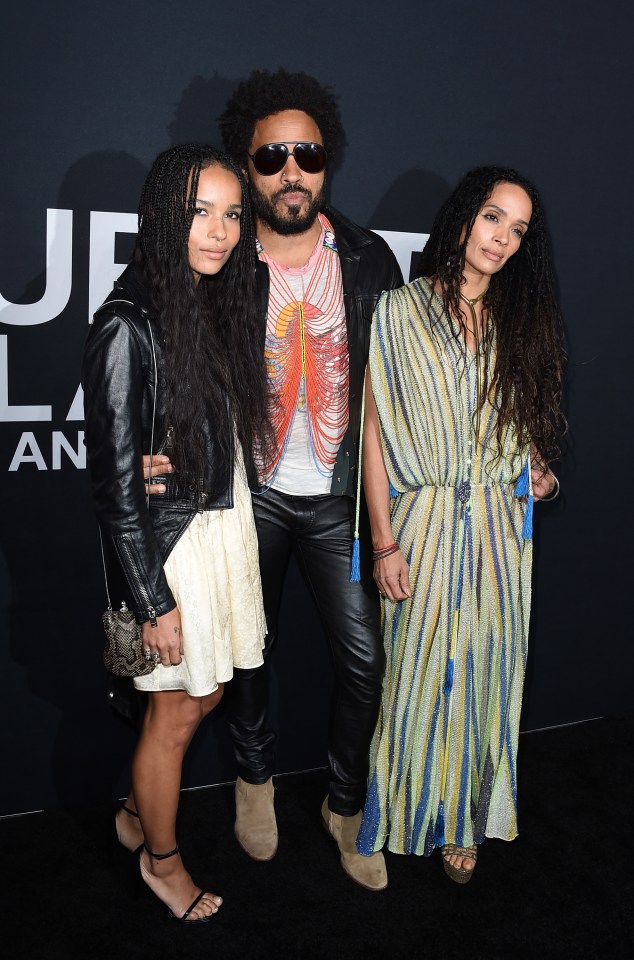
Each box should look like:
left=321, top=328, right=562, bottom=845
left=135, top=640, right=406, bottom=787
left=141, top=607, right=184, bottom=666
left=531, top=463, right=557, bottom=501
left=530, top=445, right=558, bottom=501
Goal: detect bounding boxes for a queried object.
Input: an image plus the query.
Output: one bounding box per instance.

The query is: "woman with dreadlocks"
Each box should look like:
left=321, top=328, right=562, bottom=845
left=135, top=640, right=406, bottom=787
left=83, top=144, right=270, bottom=921
left=356, top=167, right=566, bottom=882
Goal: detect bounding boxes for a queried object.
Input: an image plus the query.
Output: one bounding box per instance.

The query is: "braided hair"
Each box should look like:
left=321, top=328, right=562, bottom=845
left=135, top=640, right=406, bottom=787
left=418, top=165, right=567, bottom=465
left=136, top=143, right=270, bottom=487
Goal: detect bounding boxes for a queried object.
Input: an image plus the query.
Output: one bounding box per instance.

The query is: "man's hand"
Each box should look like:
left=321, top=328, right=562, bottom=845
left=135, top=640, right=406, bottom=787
left=141, top=607, right=184, bottom=666
left=142, top=454, right=174, bottom=495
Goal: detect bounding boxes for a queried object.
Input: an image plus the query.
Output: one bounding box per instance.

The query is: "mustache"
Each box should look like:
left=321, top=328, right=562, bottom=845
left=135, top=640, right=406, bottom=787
left=272, top=183, right=312, bottom=201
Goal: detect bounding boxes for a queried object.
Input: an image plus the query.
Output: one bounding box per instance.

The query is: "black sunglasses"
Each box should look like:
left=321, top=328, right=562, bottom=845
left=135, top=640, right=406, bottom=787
left=247, top=141, right=327, bottom=176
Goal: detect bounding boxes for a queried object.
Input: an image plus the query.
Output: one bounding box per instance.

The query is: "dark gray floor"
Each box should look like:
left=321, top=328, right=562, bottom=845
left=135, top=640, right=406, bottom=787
left=2, top=715, right=632, bottom=960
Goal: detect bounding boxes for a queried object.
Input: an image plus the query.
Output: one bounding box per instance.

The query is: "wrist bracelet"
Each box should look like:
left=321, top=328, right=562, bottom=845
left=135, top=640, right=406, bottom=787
left=540, top=475, right=560, bottom=502
left=373, top=541, right=398, bottom=556
left=373, top=542, right=400, bottom=561
left=374, top=546, right=400, bottom=561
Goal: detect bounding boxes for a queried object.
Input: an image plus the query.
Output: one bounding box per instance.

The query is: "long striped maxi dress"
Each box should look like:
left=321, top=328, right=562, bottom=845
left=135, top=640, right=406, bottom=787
left=357, top=278, right=533, bottom=857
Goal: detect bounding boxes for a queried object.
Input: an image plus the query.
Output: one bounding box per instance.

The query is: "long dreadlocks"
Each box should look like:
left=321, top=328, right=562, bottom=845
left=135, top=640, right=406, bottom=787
left=419, top=165, right=567, bottom=466
left=136, top=143, right=270, bottom=488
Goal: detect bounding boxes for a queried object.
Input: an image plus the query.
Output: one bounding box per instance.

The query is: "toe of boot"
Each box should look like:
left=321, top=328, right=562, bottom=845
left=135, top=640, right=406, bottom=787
left=340, top=848, right=388, bottom=891
left=321, top=798, right=388, bottom=891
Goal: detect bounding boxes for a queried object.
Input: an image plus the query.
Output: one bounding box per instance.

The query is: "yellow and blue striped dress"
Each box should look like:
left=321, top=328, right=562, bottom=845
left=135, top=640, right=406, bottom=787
left=357, top=278, right=532, bottom=856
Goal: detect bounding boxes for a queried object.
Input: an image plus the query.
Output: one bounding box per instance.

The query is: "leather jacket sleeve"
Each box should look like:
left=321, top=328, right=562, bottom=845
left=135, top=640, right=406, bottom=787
left=385, top=245, right=404, bottom=292
left=329, top=219, right=404, bottom=496
left=82, top=306, right=176, bottom=624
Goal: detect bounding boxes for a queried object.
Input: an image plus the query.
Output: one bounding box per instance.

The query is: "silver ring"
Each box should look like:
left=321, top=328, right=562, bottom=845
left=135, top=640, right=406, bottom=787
left=151, top=652, right=161, bottom=664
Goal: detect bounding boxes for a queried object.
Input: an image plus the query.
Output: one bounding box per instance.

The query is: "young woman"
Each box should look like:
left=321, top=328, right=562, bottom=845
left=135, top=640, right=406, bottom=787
left=356, top=166, right=566, bottom=882
left=83, top=144, right=270, bottom=921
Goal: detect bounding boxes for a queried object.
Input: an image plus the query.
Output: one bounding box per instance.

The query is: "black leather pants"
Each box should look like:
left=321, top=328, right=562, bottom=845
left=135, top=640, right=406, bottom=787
left=225, top=488, right=384, bottom=816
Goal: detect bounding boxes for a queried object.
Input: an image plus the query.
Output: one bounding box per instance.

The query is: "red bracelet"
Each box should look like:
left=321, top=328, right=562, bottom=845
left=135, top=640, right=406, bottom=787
left=373, top=540, right=398, bottom=554
left=373, top=541, right=400, bottom=561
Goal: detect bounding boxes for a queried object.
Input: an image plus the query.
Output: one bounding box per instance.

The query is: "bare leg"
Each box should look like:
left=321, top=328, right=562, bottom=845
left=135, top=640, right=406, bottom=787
left=115, top=800, right=144, bottom=852
left=116, top=694, right=215, bottom=854
left=133, top=685, right=224, bottom=920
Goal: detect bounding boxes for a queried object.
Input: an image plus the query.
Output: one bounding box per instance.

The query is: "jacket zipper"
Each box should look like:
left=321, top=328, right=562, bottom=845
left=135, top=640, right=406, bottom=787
left=114, top=534, right=158, bottom=625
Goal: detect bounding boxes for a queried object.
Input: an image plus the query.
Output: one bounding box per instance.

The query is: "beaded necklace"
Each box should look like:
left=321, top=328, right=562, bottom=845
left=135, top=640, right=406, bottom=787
left=258, top=215, right=349, bottom=483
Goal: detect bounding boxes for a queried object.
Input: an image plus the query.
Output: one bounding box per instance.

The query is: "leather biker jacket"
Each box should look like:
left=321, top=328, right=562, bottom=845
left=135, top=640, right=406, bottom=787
left=84, top=210, right=402, bottom=624
left=255, top=206, right=404, bottom=497
left=82, top=261, right=235, bottom=625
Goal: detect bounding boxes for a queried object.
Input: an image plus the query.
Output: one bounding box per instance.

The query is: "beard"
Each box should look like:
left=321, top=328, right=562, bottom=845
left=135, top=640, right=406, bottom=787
left=250, top=180, right=326, bottom=236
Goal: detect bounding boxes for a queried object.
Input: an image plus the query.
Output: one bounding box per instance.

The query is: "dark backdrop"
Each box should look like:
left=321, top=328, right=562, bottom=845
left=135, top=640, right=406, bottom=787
left=1, top=0, right=631, bottom=816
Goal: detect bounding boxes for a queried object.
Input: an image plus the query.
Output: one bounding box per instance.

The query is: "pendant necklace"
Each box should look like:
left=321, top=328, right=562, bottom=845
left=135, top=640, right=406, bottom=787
left=458, top=287, right=488, bottom=447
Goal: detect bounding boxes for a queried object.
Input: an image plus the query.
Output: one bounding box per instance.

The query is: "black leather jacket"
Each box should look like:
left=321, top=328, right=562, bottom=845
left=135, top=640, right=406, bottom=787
left=82, top=261, right=236, bottom=625
left=256, top=207, right=403, bottom=496
left=84, top=210, right=401, bottom=626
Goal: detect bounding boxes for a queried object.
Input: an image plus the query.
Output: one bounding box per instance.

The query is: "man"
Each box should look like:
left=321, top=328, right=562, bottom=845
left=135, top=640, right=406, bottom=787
left=148, top=69, right=402, bottom=891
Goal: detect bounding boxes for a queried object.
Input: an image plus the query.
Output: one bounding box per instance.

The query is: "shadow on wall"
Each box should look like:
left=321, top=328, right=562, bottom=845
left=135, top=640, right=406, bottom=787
left=1, top=152, right=147, bottom=310
left=168, top=74, right=239, bottom=147
left=369, top=170, right=452, bottom=232
left=59, top=151, right=148, bottom=216
left=367, top=170, right=452, bottom=281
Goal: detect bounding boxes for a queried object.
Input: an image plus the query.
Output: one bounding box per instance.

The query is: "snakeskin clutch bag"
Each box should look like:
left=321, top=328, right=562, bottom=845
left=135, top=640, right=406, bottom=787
left=102, top=602, right=155, bottom=678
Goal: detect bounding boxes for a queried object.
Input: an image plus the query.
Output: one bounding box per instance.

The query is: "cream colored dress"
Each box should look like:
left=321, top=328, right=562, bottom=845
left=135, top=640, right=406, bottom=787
left=134, top=452, right=265, bottom=697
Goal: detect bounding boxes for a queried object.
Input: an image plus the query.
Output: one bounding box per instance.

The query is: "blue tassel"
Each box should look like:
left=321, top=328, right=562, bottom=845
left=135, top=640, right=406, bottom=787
left=442, top=658, right=454, bottom=695
left=515, top=459, right=529, bottom=497
left=522, top=494, right=534, bottom=540
left=349, top=537, right=361, bottom=582
left=434, top=803, right=446, bottom=846
left=389, top=482, right=398, bottom=498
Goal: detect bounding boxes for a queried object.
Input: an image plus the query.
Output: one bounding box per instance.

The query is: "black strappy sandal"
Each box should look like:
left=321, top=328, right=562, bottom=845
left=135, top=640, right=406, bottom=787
left=141, top=844, right=219, bottom=924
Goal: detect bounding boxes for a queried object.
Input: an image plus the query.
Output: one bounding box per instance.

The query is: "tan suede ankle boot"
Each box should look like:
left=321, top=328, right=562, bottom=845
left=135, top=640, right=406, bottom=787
left=321, top=797, right=388, bottom=891
left=235, top=776, right=278, bottom=861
